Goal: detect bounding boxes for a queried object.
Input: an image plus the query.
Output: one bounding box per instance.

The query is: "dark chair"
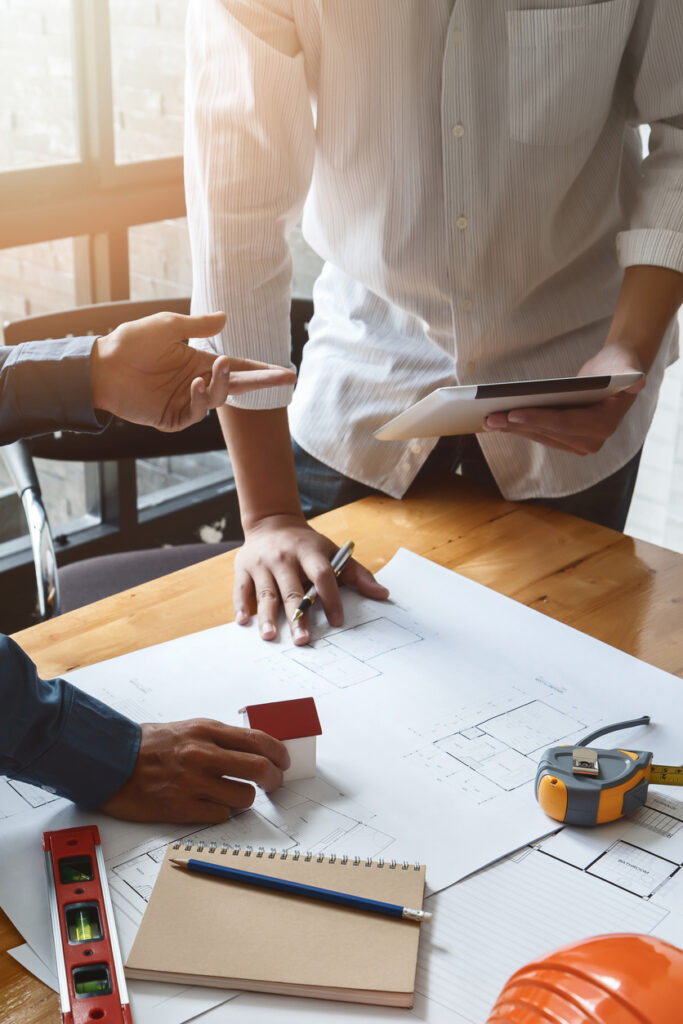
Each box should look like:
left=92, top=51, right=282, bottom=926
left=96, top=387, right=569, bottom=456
left=2, top=297, right=313, bottom=619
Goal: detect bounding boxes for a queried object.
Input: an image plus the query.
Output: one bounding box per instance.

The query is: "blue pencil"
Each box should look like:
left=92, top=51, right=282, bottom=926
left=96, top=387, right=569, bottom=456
left=169, top=858, right=431, bottom=923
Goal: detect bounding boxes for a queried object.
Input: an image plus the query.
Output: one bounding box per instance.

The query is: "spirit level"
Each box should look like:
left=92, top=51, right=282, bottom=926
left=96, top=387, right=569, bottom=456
left=44, top=824, right=132, bottom=1024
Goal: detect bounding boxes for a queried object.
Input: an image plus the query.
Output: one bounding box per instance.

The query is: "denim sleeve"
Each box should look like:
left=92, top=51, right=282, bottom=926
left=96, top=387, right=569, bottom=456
left=0, top=635, right=141, bottom=810
left=0, top=338, right=111, bottom=445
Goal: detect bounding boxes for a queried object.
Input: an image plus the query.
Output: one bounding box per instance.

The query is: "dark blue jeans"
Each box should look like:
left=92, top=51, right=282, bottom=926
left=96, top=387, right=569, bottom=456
left=293, top=436, right=642, bottom=533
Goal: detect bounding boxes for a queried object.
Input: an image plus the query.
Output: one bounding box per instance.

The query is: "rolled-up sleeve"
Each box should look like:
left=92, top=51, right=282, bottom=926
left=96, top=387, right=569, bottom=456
left=616, top=1, right=683, bottom=273
left=0, top=635, right=140, bottom=810
left=0, top=337, right=110, bottom=445
left=184, top=0, right=313, bottom=409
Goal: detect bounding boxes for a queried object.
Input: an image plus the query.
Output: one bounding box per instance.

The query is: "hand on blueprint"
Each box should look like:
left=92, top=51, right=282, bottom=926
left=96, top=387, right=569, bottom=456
left=233, top=515, right=390, bottom=646
left=99, top=719, right=290, bottom=822
left=482, top=343, right=645, bottom=455
left=91, top=310, right=296, bottom=432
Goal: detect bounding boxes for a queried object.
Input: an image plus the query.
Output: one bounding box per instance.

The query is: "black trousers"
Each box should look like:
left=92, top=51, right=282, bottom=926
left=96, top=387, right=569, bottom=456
left=294, top=436, right=642, bottom=533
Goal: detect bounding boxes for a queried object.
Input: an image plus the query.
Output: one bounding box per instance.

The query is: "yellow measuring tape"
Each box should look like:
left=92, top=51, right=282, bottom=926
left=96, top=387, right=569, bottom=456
left=649, top=764, right=683, bottom=786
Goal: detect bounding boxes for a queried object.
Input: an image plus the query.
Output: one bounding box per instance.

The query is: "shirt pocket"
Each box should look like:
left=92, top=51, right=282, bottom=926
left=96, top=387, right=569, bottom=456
left=506, top=0, right=638, bottom=146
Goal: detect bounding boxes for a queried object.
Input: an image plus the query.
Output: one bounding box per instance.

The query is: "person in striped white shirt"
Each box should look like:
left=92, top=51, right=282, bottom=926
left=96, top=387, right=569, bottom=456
left=185, top=1, right=683, bottom=646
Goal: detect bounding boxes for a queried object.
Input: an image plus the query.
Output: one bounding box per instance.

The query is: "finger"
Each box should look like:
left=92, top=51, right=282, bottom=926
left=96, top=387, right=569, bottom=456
left=252, top=565, right=280, bottom=641
left=198, top=775, right=260, bottom=809
left=233, top=567, right=255, bottom=626
left=152, top=798, right=235, bottom=824
left=180, top=310, right=227, bottom=338
left=203, top=749, right=284, bottom=793
left=485, top=407, right=596, bottom=436
left=271, top=562, right=309, bottom=645
left=227, top=367, right=297, bottom=395
left=624, top=376, right=646, bottom=395
left=299, top=553, right=344, bottom=629
left=184, top=375, right=211, bottom=426
left=204, top=355, right=232, bottom=407
left=488, top=425, right=592, bottom=453
left=506, top=394, right=633, bottom=436
left=199, top=722, right=291, bottom=772
left=339, top=559, right=390, bottom=600
left=225, top=356, right=289, bottom=372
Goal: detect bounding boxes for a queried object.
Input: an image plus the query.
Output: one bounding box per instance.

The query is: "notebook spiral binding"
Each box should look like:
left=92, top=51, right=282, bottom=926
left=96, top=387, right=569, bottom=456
left=171, top=840, right=421, bottom=870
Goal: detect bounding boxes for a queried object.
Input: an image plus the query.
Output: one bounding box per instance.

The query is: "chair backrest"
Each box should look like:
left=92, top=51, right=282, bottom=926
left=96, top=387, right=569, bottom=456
left=2, top=298, right=192, bottom=345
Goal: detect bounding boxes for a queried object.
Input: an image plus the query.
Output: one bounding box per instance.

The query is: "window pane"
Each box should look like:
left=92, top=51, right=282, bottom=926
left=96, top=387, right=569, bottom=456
left=128, top=216, right=231, bottom=510
left=110, top=0, right=188, bottom=164
left=137, top=451, right=232, bottom=513
left=0, top=235, right=101, bottom=554
left=0, top=0, right=77, bottom=171
left=0, top=459, right=100, bottom=549
left=0, top=237, right=79, bottom=325
left=129, top=217, right=191, bottom=300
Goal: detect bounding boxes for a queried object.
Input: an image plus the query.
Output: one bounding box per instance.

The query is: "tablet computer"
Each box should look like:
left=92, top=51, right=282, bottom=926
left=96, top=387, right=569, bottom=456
left=374, top=372, right=643, bottom=441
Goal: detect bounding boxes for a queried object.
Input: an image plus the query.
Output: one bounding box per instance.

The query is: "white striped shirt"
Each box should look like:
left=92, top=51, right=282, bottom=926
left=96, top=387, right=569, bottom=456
left=185, top=0, right=683, bottom=500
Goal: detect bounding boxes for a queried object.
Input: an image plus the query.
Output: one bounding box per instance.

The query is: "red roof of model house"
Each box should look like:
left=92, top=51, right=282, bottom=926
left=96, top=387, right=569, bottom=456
left=240, top=697, right=322, bottom=741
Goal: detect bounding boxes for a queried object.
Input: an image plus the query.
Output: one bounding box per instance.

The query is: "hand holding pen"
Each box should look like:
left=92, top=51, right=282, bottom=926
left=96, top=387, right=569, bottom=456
left=292, top=541, right=355, bottom=622
left=233, top=517, right=389, bottom=647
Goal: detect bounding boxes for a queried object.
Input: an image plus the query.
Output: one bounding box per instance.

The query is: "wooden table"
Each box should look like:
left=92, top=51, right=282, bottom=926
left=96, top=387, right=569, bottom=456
left=3, top=477, right=682, bottom=1023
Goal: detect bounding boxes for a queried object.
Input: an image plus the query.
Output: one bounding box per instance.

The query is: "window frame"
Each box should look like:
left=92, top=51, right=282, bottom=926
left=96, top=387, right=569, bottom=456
left=0, top=0, right=232, bottom=628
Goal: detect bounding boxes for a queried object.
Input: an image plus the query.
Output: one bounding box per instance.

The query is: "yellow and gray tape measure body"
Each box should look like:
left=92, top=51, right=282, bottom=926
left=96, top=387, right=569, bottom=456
left=535, top=716, right=683, bottom=827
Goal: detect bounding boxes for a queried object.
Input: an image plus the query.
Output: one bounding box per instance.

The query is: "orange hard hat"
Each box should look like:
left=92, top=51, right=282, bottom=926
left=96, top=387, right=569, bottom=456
left=487, top=933, right=683, bottom=1024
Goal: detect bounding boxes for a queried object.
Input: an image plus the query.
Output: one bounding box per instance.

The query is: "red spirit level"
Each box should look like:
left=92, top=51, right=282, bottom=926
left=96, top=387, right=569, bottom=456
left=44, top=824, right=132, bottom=1024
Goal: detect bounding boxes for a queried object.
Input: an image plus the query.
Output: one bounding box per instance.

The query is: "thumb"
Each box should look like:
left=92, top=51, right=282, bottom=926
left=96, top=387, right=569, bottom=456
left=185, top=310, right=227, bottom=338
left=625, top=375, right=646, bottom=395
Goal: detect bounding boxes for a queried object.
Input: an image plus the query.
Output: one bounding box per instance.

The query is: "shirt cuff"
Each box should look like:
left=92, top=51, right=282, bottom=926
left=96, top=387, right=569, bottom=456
left=616, top=229, right=683, bottom=275
left=23, top=684, right=141, bottom=811
left=7, top=337, right=111, bottom=437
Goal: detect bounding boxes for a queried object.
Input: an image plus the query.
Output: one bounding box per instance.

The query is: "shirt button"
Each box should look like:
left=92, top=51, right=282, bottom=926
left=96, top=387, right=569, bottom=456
left=456, top=216, right=468, bottom=230
left=410, top=443, right=423, bottom=455
left=452, top=27, right=463, bottom=42
left=461, top=298, right=473, bottom=311
left=452, top=123, right=465, bottom=138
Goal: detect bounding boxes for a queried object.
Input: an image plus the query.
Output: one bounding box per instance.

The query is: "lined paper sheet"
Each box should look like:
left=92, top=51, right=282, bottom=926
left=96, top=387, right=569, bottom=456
left=417, top=849, right=667, bottom=1022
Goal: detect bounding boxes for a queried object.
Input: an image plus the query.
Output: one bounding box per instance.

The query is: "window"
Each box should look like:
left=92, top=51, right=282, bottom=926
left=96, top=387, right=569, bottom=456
left=109, top=0, right=188, bottom=164
left=0, top=1, right=190, bottom=627
left=0, top=236, right=100, bottom=551
left=0, top=237, right=79, bottom=325
left=0, top=0, right=77, bottom=172
left=129, top=217, right=191, bottom=300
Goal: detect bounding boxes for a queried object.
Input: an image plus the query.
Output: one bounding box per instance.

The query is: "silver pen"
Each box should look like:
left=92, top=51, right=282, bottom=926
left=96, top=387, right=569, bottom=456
left=292, top=541, right=355, bottom=622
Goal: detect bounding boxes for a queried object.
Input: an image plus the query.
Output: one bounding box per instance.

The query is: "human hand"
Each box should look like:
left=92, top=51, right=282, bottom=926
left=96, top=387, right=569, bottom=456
left=482, top=344, right=645, bottom=455
left=91, top=310, right=296, bottom=432
left=233, top=515, right=389, bottom=646
left=99, top=719, right=290, bottom=823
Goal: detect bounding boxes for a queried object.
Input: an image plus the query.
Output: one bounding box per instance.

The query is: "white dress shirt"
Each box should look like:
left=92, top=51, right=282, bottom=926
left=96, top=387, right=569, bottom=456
left=185, top=0, right=682, bottom=500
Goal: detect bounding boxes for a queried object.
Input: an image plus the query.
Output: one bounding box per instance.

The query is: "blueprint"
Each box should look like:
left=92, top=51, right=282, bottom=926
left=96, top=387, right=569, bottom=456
left=15, top=791, right=683, bottom=1023
left=141, top=791, right=681, bottom=1024
left=3, top=548, right=683, bottom=1024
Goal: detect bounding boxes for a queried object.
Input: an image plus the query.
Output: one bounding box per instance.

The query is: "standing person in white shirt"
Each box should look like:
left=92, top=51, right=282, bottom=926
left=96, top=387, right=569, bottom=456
left=185, top=1, right=683, bottom=647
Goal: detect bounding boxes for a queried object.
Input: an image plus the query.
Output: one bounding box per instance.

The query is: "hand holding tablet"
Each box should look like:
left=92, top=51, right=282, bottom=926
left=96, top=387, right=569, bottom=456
left=375, top=372, right=644, bottom=451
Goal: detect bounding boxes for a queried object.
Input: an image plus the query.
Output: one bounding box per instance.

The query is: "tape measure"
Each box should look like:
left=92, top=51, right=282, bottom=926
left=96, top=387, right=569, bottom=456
left=535, top=715, right=683, bottom=826
left=44, top=825, right=132, bottom=1024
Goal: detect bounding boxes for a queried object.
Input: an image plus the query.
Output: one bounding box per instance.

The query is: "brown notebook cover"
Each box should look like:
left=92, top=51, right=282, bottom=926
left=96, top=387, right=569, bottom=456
left=125, top=843, right=427, bottom=1007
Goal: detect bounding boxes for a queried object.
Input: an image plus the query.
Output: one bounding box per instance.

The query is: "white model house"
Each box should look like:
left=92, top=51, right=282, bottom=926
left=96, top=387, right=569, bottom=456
left=240, top=697, right=322, bottom=782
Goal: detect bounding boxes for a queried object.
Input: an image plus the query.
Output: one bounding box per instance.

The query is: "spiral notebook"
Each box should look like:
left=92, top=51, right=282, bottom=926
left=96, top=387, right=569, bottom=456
left=125, top=843, right=427, bottom=1007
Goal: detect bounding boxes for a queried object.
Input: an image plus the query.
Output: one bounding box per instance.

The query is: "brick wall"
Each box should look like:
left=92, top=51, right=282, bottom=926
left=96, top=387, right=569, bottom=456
left=0, top=0, right=76, bottom=172
left=110, top=0, right=187, bottom=163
